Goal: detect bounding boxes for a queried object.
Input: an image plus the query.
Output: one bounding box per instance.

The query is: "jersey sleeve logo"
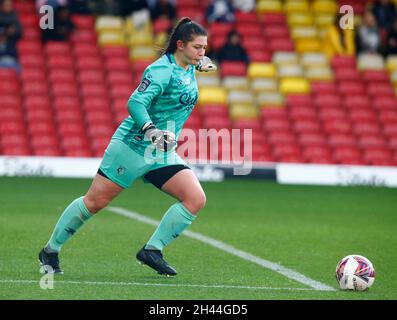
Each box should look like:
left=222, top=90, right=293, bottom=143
left=138, top=77, right=152, bottom=92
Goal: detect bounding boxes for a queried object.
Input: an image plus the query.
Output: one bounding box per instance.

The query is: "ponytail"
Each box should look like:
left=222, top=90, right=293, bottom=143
left=161, top=17, right=207, bottom=55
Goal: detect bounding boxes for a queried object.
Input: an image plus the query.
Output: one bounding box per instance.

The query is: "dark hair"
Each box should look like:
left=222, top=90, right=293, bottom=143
left=162, top=17, right=207, bottom=55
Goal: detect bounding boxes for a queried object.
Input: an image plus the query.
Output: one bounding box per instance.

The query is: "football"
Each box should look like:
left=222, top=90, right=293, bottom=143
left=335, top=255, right=376, bottom=291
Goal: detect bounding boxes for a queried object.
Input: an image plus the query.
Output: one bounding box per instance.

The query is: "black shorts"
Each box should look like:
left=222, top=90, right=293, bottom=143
left=98, top=164, right=190, bottom=189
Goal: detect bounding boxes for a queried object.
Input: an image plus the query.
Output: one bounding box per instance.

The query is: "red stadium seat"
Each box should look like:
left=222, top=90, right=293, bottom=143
left=24, top=95, right=51, bottom=109
left=55, top=109, right=83, bottom=123
left=31, top=134, right=59, bottom=149
left=81, top=84, right=108, bottom=98
left=107, top=71, right=134, bottom=85
left=357, top=134, right=388, bottom=149
left=263, top=26, right=290, bottom=38
left=333, top=147, right=362, bottom=163
left=29, top=121, right=57, bottom=136
left=272, top=144, right=301, bottom=159
left=58, top=122, right=86, bottom=136
left=331, top=55, right=356, bottom=69
left=202, top=116, right=231, bottom=129
left=318, top=107, right=346, bottom=121
left=71, top=15, right=95, bottom=30
left=334, top=68, right=361, bottom=81
left=21, top=68, right=46, bottom=82
left=0, top=80, right=19, bottom=94
left=263, top=118, right=291, bottom=132
left=18, top=41, right=42, bottom=55
left=48, top=69, right=76, bottom=83
left=260, top=108, right=288, bottom=120
left=33, top=147, right=62, bottom=156
left=298, top=133, right=327, bottom=147
left=102, top=46, right=129, bottom=58
left=289, top=107, right=317, bottom=121
left=0, top=121, right=25, bottom=135
left=47, top=55, right=74, bottom=69
left=70, top=29, right=97, bottom=43
left=313, top=94, right=342, bottom=109
left=286, top=94, right=312, bottom=108
left=373, top=97, right=397, bottom=110
left=303, top=145, right=333, bottom=163
left=262, top=13, right=287, bottom=26
left=293, top=119, right=322, bottom=133
left=343, top=95, right=371, bottom=109
left=0, top=107, right=23, bottom=121
left=348, top=109, right=377, bottom=122
left=268, top=132, right=296, bottom=144
left=200, top=104, right=229, bottom=118
left=362, top=70, right=390, bottom=83
left=310, top=81, right=337, bottom=95
left=363, top=148, right=393, bottom=165
left=220, top=61, right=247, bottom=77
left=269, top=38, right=294, bottom=52
left=323, top=119, right=352, bottom=134
left=19, top=54, right=45, bottom=68
left=51, top=83, right=79, bottom=97
left=328, top=134, right=356, bottom=148
left=78, top=69, right=105, bottom=83
left=45, top=42, right=71, bottom=55
left=378, top=110, right=397, bottom=124
left=232, top=119, right=262, bottom=130
left=338, top=81, right=365, bottom=95
left=353, top=122, right=381, bottom=136
left=23, top=81, right=49, bottom=96
left=367, top=83, right=395, bottom=97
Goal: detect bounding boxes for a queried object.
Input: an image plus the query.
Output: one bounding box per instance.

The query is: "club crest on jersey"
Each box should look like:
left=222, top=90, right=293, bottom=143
left=138, top=77, right=152, bottom=92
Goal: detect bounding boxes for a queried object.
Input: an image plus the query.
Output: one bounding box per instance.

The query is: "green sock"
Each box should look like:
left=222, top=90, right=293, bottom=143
left=45, top=196, right=93, bottom=253
left=145, top=202, right=196, bottom=251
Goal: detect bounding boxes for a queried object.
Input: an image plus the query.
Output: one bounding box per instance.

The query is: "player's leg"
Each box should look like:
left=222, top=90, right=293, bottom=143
left=39, top=173, right=124, bottom=273
left=136, top=166, right=205, bottom=276
left=145, top=168, right=205, bottom=250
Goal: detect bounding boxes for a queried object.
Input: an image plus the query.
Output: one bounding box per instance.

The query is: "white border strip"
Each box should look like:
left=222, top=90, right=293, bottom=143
left=0, top=279, right=317, bottom=292
left=108, top=206, right=336, bottom=292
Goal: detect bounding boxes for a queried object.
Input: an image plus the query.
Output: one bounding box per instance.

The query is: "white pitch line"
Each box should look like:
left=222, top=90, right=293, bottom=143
left=0, top=279, right=317, bottom=291
left=107, top=206, right=336, bottom=292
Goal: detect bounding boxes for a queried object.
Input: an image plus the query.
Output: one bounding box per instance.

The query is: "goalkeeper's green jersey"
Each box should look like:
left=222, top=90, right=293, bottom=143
left=112, top=53, right=198, bottom=155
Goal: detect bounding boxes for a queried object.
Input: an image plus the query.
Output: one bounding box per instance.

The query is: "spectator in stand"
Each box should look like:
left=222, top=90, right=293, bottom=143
left=356, top=10, right=382, bottom=54
left=205, top=0, right=235, bottom=24
left=0, top=0, right=22, bottom=71
left=372, top=0, right=396, bottom=31
left=149, top=0, right=176, bottom=22
left=42, top=5, right=75, bottom=42
left=385, top=17, right=397, bottom=55
left=232, top=0, right=254, bottom=12
left=322, top=13, right=355, bottom=59
left=216, top=30, right=249, bottom=65
left=68, top=0, right=92, bottom=15
left=36, top=0, right=68, bottom=11
left=120, top=0, right=150, bottom=17
left=88, top=0, right=122, bottom=16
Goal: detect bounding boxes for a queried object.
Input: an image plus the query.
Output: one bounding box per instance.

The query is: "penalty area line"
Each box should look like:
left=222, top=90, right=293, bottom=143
left=0, top=279, right=318, bottom=291
left=107, top=206, right=336, bottom=292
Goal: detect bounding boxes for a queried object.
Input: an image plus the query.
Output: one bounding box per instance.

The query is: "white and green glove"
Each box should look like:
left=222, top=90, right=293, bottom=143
left=196, top=56, right=217, bottom=72
left=141, top=122, right=176, bottom=152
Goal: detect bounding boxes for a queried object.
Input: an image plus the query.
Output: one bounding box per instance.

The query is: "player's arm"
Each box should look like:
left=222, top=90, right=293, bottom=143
left=127, top=64, right=175, bottom=151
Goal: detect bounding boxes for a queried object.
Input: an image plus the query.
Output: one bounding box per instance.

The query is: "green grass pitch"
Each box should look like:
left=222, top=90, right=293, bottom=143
left=0, top=176, right=396, bottom=299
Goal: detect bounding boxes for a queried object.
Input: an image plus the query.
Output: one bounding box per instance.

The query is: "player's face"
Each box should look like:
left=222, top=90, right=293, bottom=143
left=181, top=35, right=207, bottom=66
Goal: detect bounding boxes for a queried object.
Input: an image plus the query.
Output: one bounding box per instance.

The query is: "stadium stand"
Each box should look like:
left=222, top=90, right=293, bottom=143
left=1, top=0, right=397, bottom=166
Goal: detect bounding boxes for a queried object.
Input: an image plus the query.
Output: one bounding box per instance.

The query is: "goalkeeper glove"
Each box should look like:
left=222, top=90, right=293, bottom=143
left=196, top=56, right=217, bottom=72
left=141, top=122, right=176, bottom=152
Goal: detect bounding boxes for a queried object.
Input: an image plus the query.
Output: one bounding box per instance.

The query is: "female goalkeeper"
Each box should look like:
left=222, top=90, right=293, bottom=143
left=38, top=17, right=216, bottom=276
